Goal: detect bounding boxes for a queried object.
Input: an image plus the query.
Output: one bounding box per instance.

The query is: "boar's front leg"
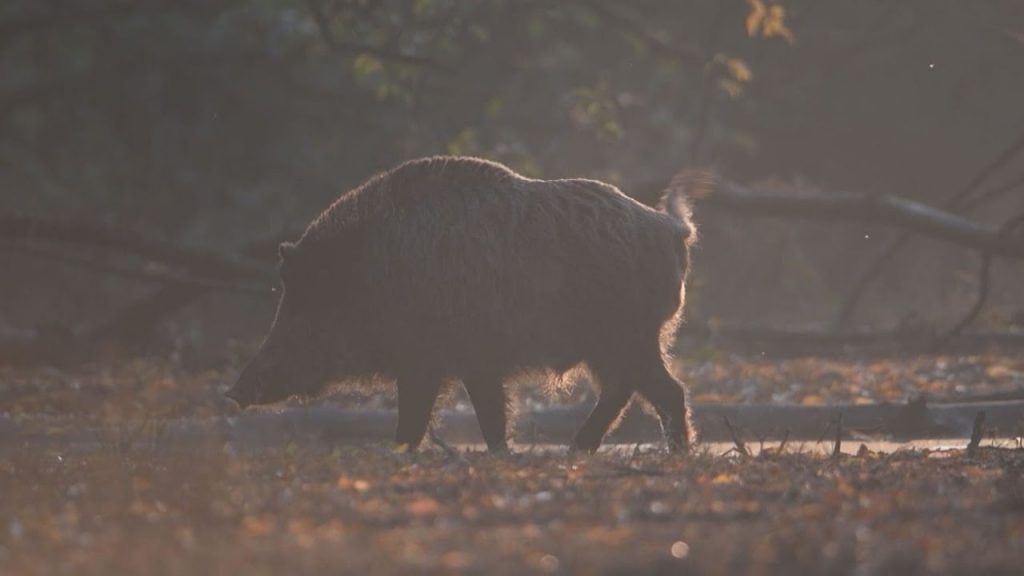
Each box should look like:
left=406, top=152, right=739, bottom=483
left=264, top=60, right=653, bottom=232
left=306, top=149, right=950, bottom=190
left=395, top=376, right=444, bottom=450
left=463, top=377, right=509, bottom=452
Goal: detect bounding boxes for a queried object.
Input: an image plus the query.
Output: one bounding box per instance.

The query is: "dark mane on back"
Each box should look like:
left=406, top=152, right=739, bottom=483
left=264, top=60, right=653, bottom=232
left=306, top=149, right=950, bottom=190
left=388, top=156, right=520, bottom=184
left=296, top=156, right=520, bottom=248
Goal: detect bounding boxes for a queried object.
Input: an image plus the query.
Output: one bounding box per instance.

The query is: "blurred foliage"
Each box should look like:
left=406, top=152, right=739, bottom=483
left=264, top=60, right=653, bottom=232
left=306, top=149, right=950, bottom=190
left=745, top=0, right=794, bottom=44
left=2, top=0, right=1024, bottom=336
left=0, top=0, right=791, bottom=239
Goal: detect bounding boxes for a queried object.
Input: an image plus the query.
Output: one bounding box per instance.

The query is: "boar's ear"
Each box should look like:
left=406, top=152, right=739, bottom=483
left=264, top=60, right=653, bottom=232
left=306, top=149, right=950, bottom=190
left=278, top=241, right=297, bottom=262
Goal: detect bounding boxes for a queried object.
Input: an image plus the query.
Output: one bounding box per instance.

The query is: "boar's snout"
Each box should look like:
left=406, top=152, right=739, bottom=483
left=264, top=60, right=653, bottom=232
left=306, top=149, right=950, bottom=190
left=225, top=371, right=263, bottom=409
left=225, top=359, right=272, bottom=409
left=226, top=337, right=328, bottom=409
left=224, top=383, right=254, bottom=410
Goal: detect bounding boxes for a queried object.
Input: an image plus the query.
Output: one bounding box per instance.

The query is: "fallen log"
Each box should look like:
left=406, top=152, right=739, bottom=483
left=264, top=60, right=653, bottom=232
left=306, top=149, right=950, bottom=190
left=688, top=322, right=1024, bottom=357
left=703, top=180, right=1024, bottom=260
left=5, top=398, right=1023, bottom=451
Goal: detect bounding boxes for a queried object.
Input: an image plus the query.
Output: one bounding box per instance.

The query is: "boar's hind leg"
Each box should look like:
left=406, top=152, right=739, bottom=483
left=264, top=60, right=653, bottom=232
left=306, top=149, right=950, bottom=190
left=463, top=378, right=509, bottom=452
left=395, top=376, right=444, bottom=450
left=635, top=363, right=692, bottom=452
left=572, top=373, right=635, bottom=453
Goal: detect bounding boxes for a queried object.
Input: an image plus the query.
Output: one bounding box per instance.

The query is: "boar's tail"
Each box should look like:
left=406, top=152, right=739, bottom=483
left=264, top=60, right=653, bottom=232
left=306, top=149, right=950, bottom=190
left=657, top=168, right=713, bottom=243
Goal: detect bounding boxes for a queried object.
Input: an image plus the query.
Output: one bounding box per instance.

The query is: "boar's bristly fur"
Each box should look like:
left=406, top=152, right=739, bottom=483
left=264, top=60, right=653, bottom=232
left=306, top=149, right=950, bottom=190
left=227, top=156, right=698, bottom=453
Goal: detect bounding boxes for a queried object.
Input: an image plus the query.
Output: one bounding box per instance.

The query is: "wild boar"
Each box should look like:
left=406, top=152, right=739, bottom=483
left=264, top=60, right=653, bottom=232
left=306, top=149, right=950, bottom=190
left=225, top=156, right=697, bottom=452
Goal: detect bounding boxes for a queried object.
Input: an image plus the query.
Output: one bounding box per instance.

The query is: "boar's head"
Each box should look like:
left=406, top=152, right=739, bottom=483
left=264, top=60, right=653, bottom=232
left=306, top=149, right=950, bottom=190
left=226, top=241, right=341, bottom=409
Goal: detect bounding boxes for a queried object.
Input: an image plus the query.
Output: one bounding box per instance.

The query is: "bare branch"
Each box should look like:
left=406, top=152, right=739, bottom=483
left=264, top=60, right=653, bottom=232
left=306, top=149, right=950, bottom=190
left=831, top=414, right=843, bottom=460
left=933, top=210, right=1024, bottom=347
left=428, top=426, right=468, bottom=463
left=964, top=170, right=1024, bottom=212
left=0, top=215, right=272, bottom=282
left=948, top=129, right=1024, bottom=211
left=2, top=241, right=267, bottom=294
left=967, top=411, right=986, bottom=457
left=722, top=416, right=749, bottom=457
left=833, top=124, right=1024, bottom=327
left=704, top=180, right=1024, bottom=260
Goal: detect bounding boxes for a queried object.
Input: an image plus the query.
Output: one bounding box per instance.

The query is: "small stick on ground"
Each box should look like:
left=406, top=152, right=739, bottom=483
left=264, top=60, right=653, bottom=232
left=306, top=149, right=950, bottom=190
left=756, top=431, right=767, bottom=454
left=967, top=411, right=986, bottom=457
left=777, top=429, right=791, bottom=455
left=428, top=426, right=467, bottom=463
left=723, top=416, right=749, bottom=457
left=832, top=414, right=843, bottom=460
left=629, top=441, right=644, bottom=464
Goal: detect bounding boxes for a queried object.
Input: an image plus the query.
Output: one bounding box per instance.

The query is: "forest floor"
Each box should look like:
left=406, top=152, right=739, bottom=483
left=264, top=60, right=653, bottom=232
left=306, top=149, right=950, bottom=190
left=3, top=439, right=1024, bottom=574
left=3, top=354, right=1024, bottom=574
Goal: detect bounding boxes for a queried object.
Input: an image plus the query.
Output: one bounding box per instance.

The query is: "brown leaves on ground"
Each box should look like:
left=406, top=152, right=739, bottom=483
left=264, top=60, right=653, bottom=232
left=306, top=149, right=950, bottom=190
left=3, top=357, right=1023, bottom=572
left=3, top=441, right=1024, bottom=575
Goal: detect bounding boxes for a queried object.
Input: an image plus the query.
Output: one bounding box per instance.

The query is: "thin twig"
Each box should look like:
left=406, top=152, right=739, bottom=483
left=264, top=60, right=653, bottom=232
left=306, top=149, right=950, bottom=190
left=948, top=129, right=1024, bottom=211
left=967, top=411, right=986, bottom=457
left=755, top=431, right=767, bottom=455
left=833, top=234, right=911, bottom=328
left=833, top=124, right=1024, bottom=327
left=427, top=426, right=467, bottom=463
left=832, top=414, right=843, bottom=460
left=1, top=241, right=267, bottom=294
left=722, top=416, right=748, bottom=457
left=964, top=170, right=1024, bottom=213
left=933, top=210, right=1024, bottom=348
left=777, top=429, right=790, bottom=455
left=629, top=441, right=643, bottom=465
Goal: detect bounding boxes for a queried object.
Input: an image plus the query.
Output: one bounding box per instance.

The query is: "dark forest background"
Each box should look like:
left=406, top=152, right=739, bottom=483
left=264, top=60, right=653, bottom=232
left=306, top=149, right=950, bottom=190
left=3, top=0, right=1024, bottom=365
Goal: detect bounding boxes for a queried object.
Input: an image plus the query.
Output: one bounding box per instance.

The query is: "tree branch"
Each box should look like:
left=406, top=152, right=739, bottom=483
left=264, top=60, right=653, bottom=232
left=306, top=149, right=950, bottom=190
left=0, top=215, right=272, bottom=282
left=2, top=241, right=267, bottom=294
left=833, top=124, right=1024, bottom=327
left=933, top=210, right=1024, bottom=347
left=703, top=180, right=1024, bottom=260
